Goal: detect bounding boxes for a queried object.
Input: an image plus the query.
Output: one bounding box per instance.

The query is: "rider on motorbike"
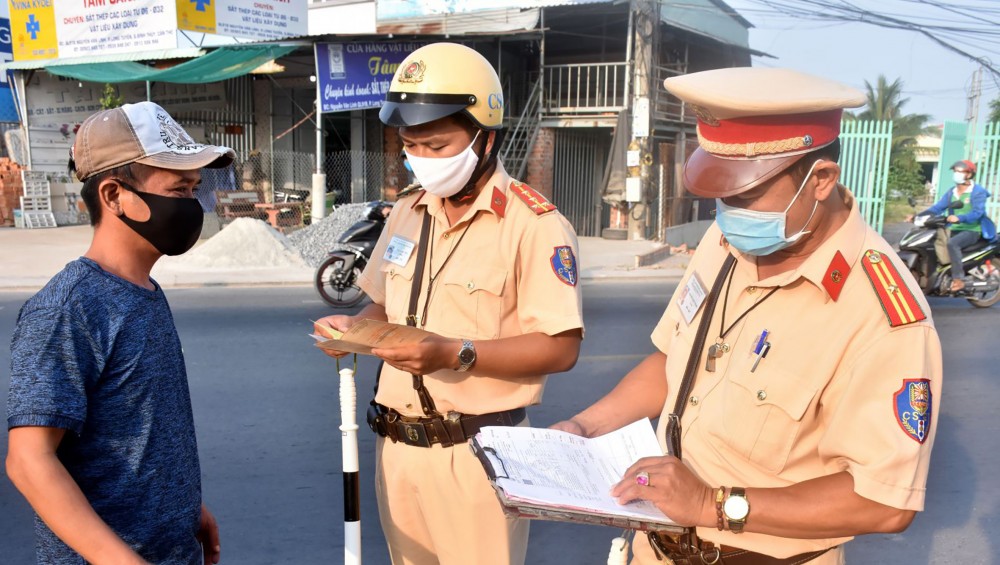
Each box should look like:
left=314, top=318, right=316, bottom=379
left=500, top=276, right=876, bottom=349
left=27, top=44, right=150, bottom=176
left=912, top=160, right=997, bottom=292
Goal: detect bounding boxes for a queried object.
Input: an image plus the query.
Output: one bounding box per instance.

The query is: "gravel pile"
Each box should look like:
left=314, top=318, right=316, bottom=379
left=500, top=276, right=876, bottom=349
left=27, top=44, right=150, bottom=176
left=172, top=218, right=310, bottom=269
left=287, top=203, right=368, bottom=267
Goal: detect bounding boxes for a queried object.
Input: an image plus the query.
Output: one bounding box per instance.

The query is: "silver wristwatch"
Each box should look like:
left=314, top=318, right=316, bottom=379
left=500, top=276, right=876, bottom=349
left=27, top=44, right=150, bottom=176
left=457, top=339, right=476, bottom=372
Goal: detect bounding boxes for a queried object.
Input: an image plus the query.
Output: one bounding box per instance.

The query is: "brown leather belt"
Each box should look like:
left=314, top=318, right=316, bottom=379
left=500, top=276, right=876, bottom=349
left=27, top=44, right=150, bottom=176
left=648, top=531, right=832, bottom=565
left=370, top=404, right=525, bottom=448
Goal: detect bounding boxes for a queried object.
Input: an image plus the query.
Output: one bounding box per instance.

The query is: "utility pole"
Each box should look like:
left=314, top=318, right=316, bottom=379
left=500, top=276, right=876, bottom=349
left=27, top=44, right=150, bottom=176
left=627, top=0, right=655, bottom=240
left=965, top=65, right=983, bottom=135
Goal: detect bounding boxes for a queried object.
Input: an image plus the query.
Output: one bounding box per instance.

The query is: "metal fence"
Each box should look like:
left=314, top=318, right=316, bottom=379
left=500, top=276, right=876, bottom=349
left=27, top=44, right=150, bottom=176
left=542, top=62, right=629, bottom=115
left=207, top=150, right=400, bottom=231
left=840, top=120, right=893, bottom=233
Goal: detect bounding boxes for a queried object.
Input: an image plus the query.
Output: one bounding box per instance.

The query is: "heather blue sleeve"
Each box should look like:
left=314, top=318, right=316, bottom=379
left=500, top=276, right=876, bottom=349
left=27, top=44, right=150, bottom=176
left=7, top=306, right=101, bottom=435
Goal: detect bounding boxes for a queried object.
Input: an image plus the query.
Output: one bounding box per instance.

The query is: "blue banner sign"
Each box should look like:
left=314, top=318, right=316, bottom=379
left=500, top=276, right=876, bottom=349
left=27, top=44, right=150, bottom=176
left=315, top=41, right=424, bottom=114
left=0, top=16, right=19, bottom=122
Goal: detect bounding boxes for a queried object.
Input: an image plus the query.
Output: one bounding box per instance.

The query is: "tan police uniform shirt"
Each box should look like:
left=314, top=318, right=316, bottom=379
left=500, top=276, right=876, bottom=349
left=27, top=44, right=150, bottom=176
left=648, top=188, right=942, bottom=560
left=358, top=162, right=584, bottom=417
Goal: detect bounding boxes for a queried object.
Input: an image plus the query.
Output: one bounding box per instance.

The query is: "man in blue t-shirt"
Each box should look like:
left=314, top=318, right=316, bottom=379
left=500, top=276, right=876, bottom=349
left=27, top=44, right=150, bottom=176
left=6, top=102, right=235, bottom=564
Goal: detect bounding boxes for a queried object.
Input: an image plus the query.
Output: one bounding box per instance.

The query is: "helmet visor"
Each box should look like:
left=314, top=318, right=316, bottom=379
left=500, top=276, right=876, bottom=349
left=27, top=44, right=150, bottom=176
left=683, top=148, right=807, bottom=198
left=379, top=91, right=477, bottom=128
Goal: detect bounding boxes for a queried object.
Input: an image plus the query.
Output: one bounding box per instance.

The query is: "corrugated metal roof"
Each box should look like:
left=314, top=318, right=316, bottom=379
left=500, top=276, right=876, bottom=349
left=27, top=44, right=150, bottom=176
left=376, top=8, right=541, bottom=35
left=2, top=48, right=207, bottom=71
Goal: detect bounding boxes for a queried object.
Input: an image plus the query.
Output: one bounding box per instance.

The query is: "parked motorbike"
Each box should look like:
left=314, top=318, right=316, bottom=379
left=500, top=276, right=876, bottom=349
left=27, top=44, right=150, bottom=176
left=897, top=197, right=1000, bottom=308
left=315, top=201, right=393, bottom=308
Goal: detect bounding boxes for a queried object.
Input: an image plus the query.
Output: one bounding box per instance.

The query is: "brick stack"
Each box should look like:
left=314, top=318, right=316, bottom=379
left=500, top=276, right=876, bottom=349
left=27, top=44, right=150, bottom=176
left=0, top=158, right=24, bottom=227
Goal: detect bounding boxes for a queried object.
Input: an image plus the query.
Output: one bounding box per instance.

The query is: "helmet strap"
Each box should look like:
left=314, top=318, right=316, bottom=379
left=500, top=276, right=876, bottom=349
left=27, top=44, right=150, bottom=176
left=449, top=129, right=503, bottom=203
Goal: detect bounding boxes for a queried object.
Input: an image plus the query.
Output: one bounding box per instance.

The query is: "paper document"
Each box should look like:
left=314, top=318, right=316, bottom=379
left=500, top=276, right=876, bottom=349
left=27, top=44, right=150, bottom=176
left=471, top=418, right=683, bottom=532
left=313, top=319, right=434, bottom=355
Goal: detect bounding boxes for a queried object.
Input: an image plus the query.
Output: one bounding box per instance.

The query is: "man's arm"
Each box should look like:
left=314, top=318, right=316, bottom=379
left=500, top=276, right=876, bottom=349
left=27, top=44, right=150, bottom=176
left=612, top=460, right=914, bottom=535
left=6, top=426, right=149, bottom=565
left=372, top=328, right=582, bottom=378
left=550, top=351, right=668, bottom=437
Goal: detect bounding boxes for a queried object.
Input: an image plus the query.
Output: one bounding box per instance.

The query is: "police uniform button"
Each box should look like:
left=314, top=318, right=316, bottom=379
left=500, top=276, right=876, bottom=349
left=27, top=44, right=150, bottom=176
left=389, top=269, right=395, bottom=276
left=405, top=403, right=413, bottom=409
left=746, top=286, right=758, bottom=295
left=757, top=390, right=767, bottom=401
left=689, top=396, right=699, bottom=406
left=467, top=281, right=475, bottom=290
left=443, top=233, right=450, bottom=240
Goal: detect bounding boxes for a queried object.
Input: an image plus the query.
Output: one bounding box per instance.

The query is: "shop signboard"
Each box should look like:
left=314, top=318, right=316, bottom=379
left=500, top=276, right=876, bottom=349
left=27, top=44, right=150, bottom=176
left=315, top=41, right=424, bottom=114
left=9, top=0, right=58, bottom=61
left=377, top=0, right=607, bottom=20
left=56, top=0, right=177, bottom=59
left=176, top=0, right=307, bottom=41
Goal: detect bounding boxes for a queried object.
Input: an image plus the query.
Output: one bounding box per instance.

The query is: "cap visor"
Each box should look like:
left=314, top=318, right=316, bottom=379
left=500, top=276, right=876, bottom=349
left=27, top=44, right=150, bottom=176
left=138, top=146, right=236, bottom=171
left=379, top=101, right=468, bottom=128
left=683, top=148, right=805, bottom=198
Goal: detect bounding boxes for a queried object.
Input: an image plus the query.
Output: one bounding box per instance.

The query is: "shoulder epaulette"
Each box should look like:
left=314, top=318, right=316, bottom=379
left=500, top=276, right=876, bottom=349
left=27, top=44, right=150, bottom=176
left=860, top=249, right=926, bottom=327
left=509, top=180, right=557, bottom=215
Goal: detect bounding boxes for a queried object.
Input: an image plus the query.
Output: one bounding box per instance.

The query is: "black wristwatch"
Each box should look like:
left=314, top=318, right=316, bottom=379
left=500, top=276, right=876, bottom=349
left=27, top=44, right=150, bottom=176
left=457, top=339, right=476, bottom=372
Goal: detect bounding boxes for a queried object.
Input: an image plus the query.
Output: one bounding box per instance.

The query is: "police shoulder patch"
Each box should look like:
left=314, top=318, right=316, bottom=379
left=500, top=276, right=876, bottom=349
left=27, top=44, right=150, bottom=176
left=860, top=250, right=926, bottom=327
left=550, top=246, right=578, bottom=286
left=894, top=378, right=932, bottom=444
left=510, top=181, right=556, bottom=215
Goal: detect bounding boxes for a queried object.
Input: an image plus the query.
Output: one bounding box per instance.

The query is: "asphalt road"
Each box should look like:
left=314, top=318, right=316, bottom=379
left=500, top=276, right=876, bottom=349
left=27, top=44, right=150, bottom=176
left=0, top=282, right=995, bottom=564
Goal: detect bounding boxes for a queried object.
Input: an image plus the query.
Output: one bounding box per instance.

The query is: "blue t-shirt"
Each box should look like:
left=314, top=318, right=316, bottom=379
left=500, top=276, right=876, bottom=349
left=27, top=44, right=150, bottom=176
left=7, top=258, right=202, bottom=564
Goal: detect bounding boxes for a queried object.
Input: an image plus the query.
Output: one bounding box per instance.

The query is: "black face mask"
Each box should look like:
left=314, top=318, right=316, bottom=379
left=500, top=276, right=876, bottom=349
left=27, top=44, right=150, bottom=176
left=117, top=181, right=203, bottom=256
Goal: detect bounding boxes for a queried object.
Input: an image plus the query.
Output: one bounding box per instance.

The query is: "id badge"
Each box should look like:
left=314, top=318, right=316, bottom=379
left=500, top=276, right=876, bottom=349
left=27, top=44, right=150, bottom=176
left=677, top=272, right=707, bottom=325
left=384, top=235, right=416, bottom=267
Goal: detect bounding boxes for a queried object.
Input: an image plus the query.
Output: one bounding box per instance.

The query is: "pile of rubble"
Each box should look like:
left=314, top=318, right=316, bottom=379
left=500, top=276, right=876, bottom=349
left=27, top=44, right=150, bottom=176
left=287, top=203, right=368, bottom=267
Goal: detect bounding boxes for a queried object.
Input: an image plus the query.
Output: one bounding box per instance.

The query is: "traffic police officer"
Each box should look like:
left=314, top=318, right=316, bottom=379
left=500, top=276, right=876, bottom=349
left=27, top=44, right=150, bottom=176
left=316, top=43, right=584, bottom=565
left=553, top=67, right=942, bottom=564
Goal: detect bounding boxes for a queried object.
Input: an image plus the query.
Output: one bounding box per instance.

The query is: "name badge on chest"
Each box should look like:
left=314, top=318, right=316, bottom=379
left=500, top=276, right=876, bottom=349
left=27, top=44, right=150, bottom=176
left=383, top=235, right=416, bottom=267
left=677, top=272, right=707, bottom=326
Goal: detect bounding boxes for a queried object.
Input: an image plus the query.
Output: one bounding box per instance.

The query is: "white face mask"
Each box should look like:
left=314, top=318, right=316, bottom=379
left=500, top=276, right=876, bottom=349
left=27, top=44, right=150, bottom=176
left=953, top=171, right=968, bottom=185
left=404, top=132, right=481, bottom=198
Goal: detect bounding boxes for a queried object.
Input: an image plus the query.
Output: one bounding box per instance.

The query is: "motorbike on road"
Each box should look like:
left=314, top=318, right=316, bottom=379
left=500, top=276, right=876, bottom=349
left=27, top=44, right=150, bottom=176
left=315, top=201, right=392, bottom=308
left=897, top=198, right=1000, bottom=308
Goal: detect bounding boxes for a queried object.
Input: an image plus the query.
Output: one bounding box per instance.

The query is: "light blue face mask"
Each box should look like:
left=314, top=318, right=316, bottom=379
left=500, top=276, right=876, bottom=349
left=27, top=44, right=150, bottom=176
left=714, top=160, right=822, bottom=256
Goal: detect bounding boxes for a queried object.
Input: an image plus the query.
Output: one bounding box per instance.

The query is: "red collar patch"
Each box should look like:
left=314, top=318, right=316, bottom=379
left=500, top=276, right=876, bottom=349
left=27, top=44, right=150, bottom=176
left=491, top=186, right=507, bottom=218
left=822, top=251, right=851, bottom=301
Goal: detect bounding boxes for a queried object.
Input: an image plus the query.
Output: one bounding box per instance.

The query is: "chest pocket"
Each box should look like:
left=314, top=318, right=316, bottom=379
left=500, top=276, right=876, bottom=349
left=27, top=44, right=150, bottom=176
left=380, top=259, right=417, bottom=320
left=705, top=362, right=818, bottom=474
left=439, top=264, right=508, bottom=339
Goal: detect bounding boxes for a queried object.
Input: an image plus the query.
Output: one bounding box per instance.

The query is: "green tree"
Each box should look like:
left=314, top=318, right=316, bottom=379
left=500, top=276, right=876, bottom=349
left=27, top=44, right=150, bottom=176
left=98, top=84, right=124, bottom=110
left=851, top=75, right=932, bottom=160
left=886, top=152, right=926, bottom=200
left=988, top=97, right=1000, bottom=124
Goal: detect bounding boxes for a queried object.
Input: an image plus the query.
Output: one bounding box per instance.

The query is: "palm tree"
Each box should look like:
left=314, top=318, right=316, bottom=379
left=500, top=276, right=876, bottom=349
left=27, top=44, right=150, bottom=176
left=847, top=75, right=932, bottom=159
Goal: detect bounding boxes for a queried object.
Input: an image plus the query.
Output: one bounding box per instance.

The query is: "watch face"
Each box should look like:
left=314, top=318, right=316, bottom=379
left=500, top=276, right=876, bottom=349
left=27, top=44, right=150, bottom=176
left=459, top=347, right=475, bottom=364
left=724, top=496, right=749, bottom=520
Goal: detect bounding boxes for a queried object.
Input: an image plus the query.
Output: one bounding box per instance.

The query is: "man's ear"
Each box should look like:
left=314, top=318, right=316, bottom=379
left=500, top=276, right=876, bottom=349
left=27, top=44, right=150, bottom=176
left=97, top=178, right=125, bottom=216
left=483, top=130, right=496, bottom=155
left=812, top=161, right=841, bottom=201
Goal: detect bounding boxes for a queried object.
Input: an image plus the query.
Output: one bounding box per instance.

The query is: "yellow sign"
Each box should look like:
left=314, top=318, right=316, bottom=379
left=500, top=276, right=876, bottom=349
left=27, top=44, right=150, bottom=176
left=9, top=0, right=58, bottom=61
left=176, top=0, right=216, bottom=34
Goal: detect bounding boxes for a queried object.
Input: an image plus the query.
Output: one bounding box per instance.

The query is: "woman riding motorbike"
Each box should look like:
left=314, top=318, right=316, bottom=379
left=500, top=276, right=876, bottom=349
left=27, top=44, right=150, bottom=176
left=913, top=160, right=997, bottom=292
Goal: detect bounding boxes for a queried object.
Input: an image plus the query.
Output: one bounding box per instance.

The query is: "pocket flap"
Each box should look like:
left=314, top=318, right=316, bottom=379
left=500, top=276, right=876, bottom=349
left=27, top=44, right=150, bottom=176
left=729, top=367, right=817, bottom=421
left=442, top=265, right=507, bottom=296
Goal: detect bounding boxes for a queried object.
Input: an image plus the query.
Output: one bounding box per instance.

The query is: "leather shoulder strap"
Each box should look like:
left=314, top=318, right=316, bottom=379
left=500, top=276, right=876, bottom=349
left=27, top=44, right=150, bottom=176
left=665, top=254, right=735, bottom=458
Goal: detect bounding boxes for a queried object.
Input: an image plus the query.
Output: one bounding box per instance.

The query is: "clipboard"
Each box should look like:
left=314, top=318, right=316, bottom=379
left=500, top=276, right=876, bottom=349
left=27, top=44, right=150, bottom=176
left=469, top=420, right=685, bottom=533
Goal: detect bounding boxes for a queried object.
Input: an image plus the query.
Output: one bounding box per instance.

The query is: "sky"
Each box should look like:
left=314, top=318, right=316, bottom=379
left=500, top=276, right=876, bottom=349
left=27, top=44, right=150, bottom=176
left=724, top=0, right=999, bottom=127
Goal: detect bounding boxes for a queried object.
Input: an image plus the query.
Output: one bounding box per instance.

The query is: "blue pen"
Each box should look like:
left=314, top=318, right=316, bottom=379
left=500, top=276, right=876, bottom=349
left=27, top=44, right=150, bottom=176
left=754, top=329, right=770, bottom=355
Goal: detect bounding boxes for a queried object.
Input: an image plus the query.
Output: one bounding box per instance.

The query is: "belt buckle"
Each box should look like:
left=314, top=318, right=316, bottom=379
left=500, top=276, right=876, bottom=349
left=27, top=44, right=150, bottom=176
left=400, top=422, right=431, bottom=448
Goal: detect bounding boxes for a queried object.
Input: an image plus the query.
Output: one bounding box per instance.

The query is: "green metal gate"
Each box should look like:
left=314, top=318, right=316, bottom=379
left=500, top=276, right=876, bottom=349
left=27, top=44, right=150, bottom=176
left=939, top=121, right=1000, bottom=223
left=839, top=120, right=893, bottom=233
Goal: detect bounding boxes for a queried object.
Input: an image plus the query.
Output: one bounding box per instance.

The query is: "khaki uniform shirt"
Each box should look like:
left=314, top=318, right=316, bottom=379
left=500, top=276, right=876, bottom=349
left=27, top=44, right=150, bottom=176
left=650, top=188, right=942, bottom=559
left=358, top=162, right=584, bottom=417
